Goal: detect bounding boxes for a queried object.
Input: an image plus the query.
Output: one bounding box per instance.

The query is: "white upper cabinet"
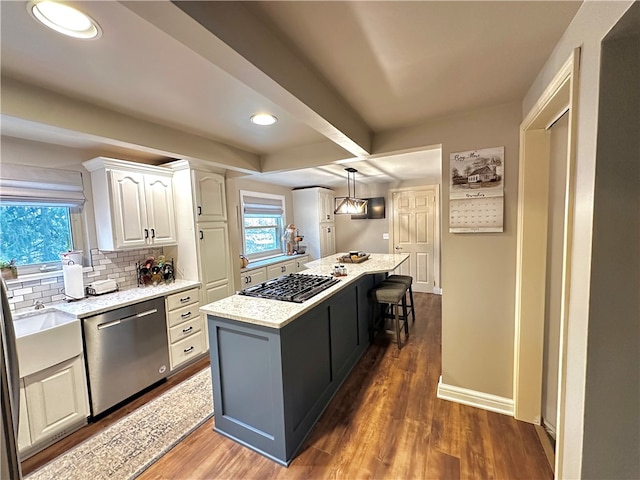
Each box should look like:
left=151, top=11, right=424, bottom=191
left=83, top=157, right=177, bottom=250
left=193, top=170, right=227, bottom=222
left=319, top=190, right=335, bottom=223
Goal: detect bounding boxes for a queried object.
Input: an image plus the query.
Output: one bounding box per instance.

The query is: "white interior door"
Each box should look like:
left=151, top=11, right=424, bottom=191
left=391, top=186, right=439, bottom=293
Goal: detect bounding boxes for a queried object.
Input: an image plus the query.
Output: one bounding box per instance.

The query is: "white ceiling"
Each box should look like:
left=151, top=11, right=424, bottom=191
left=0, top=1, right=582, bottom=187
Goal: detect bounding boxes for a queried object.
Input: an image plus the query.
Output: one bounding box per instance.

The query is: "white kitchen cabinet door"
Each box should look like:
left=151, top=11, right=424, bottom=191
left=266, top=260, right=296, bottom=280
left=319, top=191, right=335, bottom=222
left=24, top=356, right=89, bottom=444
left=84, top=158, right=178, bottom=250
left=295, top=255, right=309, bottom=272
left=110, top=169, right=149, bottom=249
left=18, top=380, right=31, bottom=452
left=145, top=174, right=177, bottom=245
left=198, top=222, right=233, bottom=304
left=241, top=267, right=267, bottom=288
left=193, top=170, right=227, bottom=222
left=320, top=224, right=336, bottom=257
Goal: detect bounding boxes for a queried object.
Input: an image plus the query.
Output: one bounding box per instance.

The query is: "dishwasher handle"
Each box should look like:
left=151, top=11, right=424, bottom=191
left=97, top=308, right=158, bottom=330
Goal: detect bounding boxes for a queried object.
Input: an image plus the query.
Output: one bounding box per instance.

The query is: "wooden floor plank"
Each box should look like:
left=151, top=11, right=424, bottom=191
left=23, top=293, right=553, bottom=480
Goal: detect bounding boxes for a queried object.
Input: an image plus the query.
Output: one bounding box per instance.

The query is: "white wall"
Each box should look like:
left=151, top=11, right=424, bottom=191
left=521, top=1, right=636, bottom=477
left=375, top=101, right=521, bottom=399
left=224, top=176, right=295, bottom=290
left=0, top=136, right=99, bottom=250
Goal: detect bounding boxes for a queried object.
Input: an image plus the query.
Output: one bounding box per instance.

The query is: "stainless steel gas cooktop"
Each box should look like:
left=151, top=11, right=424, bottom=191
left=238, top=273, right=340, bottom=303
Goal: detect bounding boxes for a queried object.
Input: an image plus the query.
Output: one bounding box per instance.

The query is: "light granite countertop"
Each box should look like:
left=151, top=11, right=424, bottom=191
left=20, top=279, right=201, bottom=319
left=200, top=253, right=409, bottom=329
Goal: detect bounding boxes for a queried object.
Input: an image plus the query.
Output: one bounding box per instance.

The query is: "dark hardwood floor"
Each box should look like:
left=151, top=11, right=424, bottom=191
left=23, top=293, right=553, bottom=479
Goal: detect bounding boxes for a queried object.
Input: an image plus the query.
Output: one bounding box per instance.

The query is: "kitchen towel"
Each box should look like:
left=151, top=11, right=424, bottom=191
left=62, top=263, right=84, bottom=300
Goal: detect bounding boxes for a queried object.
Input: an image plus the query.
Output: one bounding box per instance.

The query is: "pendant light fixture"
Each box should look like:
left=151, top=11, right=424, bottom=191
left=334, top=167, right=368, bottom=215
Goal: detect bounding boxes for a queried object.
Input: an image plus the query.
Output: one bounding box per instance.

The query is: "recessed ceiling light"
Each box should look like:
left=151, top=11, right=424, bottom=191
left=28, top=1, right=101, bottom=39
left=250, top=114, right=278, bottom=126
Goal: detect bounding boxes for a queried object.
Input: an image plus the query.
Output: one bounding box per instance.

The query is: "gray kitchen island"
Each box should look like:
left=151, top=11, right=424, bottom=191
left=200, top=253, right=409, bottom=466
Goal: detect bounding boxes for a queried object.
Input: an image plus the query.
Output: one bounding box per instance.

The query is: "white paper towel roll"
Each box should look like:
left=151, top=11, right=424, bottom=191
left=63, top=264, right=84, bottom=300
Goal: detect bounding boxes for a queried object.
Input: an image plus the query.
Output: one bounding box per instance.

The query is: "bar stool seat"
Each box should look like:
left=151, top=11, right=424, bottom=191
left=385, top=275, right=416, bottom=324
left=371, top=281, right=410, bottom=349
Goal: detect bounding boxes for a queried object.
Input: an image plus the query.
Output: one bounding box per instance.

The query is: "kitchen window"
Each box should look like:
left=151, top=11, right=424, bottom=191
left=0, top=164, right=87, bottom=275
left=240, top=191, right=285, bottom=261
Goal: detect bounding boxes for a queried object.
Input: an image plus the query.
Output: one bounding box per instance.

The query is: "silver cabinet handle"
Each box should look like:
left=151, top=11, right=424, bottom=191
left=180, top=296, right=191, bottom=303
left=183, top=346, right=195, bottom=354
left=181, top=311, right=192, bottom=319
left=182, top=326, right=193, bottom=334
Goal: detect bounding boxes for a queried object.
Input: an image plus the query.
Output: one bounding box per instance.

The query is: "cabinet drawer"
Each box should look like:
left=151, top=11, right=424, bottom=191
left=167, top=288, right=199, bottom=311
left=170, top=331, right=204, bottom=369
left=167, top=303, right=199, bottom=328
left=169, top=316, right=202, bottom=343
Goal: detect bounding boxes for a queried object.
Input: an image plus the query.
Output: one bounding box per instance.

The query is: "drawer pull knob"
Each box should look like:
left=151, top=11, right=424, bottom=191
left=180, top=296, right=191, bottom=303
left=181, top=312, right=192, bottom=319
left=182, top=326, right=193, bottom=334
left=184, top=346, right=195, bottom=354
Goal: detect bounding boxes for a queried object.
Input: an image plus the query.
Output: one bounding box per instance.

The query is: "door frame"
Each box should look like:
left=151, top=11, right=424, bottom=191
left=513, top=48, right=579, bottom=479
left=388, top=184, right=441, bottom=293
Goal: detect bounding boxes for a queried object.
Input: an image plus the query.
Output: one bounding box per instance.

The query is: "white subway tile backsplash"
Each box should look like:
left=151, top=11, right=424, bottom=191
left=13, top=287, right=33, bottom=296
left=6, top=247, right=165, bottom=309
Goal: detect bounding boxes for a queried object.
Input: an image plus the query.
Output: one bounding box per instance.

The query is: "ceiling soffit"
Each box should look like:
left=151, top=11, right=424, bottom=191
left=124, top=1, right=371, bottom=157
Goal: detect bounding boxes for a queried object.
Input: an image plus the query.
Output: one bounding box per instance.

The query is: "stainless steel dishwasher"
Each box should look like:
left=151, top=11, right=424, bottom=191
left=83, top=296, right=169, bottom=416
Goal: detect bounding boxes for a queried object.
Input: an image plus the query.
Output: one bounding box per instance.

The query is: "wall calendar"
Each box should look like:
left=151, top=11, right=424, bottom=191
left=449, top=146, right=504, bottom=233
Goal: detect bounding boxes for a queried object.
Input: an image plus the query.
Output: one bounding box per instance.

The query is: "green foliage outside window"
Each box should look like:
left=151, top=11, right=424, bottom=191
left=0, top=205, right=73, bottom=265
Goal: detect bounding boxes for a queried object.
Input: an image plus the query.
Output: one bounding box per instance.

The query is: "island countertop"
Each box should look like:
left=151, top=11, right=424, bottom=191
left=200, top=253, right=409, bottom=328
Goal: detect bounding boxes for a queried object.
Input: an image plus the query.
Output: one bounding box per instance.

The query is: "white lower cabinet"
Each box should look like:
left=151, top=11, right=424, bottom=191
left=241, top=268, right=267, bottom=288
left=266, top=260, right=296, bottom=280
left=22, top=355, right=89, bottom=447
left=295, top=255, right=309, bottom=272
left=240, top=256, right=309, bottom=289
left=17, top=381, right=31, bottom=451
left=166, top=287, right=205, bottom=371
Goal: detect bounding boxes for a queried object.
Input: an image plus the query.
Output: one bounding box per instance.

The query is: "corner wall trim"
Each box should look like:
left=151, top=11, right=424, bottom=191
left=437, top=376, right=514, bottom=416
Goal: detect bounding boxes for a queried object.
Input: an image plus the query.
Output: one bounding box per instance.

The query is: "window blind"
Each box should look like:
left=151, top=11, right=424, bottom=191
left=0, top=164, right=86, bottom=206
left=242, top=194, right=284, bottom=215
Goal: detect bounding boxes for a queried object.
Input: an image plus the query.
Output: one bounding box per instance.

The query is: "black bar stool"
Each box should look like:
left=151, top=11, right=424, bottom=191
left=384, top=274, right=415, bottom=324
left=371, top=280, right=410, bottom=349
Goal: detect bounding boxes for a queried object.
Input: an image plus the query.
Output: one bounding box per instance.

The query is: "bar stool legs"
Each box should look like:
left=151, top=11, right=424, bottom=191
left=385, top=275, right=415, bottom=323
left=372, top=281, right=410, bottom=349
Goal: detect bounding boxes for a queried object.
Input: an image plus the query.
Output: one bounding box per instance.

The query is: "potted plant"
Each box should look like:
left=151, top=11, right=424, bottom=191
left=0, top=259, right=17, bottom=280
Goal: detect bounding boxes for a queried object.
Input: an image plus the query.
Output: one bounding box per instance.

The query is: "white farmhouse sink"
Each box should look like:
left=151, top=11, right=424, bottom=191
left=14, top=309, right=82, bottom=378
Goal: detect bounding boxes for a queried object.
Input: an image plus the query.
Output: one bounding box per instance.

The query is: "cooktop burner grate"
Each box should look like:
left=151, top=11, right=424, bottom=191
left=238, top=273, right=340, bottom=303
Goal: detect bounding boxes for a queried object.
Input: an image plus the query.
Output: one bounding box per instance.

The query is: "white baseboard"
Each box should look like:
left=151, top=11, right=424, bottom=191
left=437, top=376, right=514, bottom=416
left=432, top=286, right=443, bottom=295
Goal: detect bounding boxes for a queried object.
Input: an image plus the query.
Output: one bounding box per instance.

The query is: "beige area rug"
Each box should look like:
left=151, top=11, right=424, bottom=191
left=27, top=368, right=213, bottom=480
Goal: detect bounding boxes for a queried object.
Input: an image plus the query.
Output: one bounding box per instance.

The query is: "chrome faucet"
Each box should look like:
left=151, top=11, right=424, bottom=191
left=34, top=300, right=45, bottom=310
